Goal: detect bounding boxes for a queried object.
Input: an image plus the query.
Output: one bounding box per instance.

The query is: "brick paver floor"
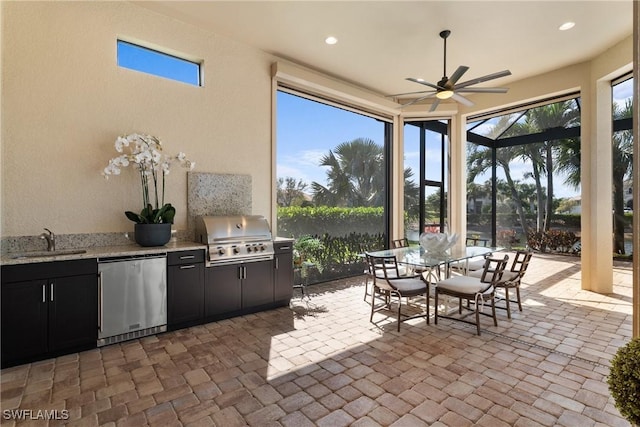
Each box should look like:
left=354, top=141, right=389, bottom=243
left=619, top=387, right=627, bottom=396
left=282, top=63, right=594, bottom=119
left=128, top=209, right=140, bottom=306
left=0, top=252, right=634, bottom=426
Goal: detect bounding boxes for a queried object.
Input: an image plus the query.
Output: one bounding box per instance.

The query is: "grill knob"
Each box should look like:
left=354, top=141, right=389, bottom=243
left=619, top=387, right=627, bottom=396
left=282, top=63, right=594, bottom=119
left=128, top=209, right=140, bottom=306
left=246, top=245, right=252, bottom=253
left=218, top=248, right=225, bottom=255
left=233, top=246, right=239, bottom=254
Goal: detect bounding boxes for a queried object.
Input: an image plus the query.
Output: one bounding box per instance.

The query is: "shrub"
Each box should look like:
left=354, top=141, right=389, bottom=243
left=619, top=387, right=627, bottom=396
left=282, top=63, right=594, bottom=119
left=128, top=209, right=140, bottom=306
left=497, top=229, right=519, bottom=248
left=526, top=229, right=580, bottom=253
left=608, top=337, right=640, bottom=426
left=292, top=232, right=385, bottom=284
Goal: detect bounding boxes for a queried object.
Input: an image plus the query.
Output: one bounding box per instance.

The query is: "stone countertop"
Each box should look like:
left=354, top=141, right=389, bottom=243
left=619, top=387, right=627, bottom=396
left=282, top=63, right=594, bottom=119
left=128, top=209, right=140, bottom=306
left=1, top=241, right=207, bottom=266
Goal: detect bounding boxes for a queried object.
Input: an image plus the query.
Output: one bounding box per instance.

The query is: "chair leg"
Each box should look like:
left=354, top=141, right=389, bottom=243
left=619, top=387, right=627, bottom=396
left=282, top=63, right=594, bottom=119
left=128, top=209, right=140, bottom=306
left=434, top=289, right=439, bottom=325
left=516, top=285, right=523, bottom=311
left=504, top=287, right=512, bottom=319
left=425, top=287, right=430, bottom=325
left=491, top=296, right=498, bottom=327
left=364, top=276, right=369, bottom=301
left=474, top=296, right=481, bottom=336
left=369, top=286, right=376, bottom=322
left=396, top=294, right=402, bottom=332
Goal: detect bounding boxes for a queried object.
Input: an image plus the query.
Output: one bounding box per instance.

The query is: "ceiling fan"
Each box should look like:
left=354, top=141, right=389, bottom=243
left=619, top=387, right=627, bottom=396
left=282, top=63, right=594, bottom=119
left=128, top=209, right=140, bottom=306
left=389, top=30, right=511, bottom=111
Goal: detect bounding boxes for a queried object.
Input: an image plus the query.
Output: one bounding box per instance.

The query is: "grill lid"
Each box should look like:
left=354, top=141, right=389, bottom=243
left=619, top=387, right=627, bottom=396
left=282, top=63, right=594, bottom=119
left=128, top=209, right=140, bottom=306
left=196, top=215, right=272, bottom=244
left=196, top=215, right=274, bottom=266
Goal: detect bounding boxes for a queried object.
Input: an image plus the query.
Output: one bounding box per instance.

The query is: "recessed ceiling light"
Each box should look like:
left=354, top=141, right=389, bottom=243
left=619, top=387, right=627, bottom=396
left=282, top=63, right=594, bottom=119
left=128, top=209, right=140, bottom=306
left=559, top=22, right=575, bottom=31
left=325, top=36, right=338, bottom=45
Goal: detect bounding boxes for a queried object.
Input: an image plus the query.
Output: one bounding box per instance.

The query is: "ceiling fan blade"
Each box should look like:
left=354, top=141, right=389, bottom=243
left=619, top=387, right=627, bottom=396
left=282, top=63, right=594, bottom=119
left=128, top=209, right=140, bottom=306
left=455, top=70, right=512, bottom=89
left=448, top=65, right=469, bottom=85
left=455, top=87, right=509, bottom=93
left=406, top=77, right=443, bottom=91
left=400, top=93, right=436, bottom=107
left=386, top=89, right=436, bottom=97
left=451, top=93, right=474, bottom=107
left=429, top=98, right=441, bottom=112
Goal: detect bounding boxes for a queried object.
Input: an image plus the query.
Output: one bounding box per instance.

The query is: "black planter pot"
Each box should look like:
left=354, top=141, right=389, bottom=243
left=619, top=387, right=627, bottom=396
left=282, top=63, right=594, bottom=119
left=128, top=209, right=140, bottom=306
left=134, top=223, right=172, bottom=247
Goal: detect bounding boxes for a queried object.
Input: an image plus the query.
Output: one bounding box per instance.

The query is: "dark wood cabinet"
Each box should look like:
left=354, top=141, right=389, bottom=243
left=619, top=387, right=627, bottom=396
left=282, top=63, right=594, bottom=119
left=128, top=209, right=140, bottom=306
left=274, top=241, right=294, bottom=303
left=205, top=259, right=275, bottom=319
left=1, top=280, right=48, bottom=365
left=1, top=259, right=97, bottom=368
left=49, top=274, right=98, bottom=352
left=167, top=249, right=205, bottom=330
left=242, top=260, right=275, bottom=308
left=205, top=263, right=243, bottom=317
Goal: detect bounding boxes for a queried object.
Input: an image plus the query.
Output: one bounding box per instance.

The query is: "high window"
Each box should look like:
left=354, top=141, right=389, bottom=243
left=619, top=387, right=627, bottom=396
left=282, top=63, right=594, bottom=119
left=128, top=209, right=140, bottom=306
left=117, top=40, right=201, bottom=86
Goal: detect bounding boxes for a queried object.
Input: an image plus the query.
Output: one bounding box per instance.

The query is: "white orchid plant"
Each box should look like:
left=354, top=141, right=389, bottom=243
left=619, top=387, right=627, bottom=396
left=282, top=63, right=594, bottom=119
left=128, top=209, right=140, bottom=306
left=103, top=133, right=195, bottom=224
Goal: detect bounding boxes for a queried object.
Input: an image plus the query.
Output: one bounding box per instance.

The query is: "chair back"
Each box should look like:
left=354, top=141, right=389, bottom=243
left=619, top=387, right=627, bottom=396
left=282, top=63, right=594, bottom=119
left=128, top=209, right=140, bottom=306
left=366, top=254, right=401, bottom=288
left=392, top=238, right=409, bottom=248
left=466, top=236, right=489, bottom=247
left=510, top=250, right=533, bottom=276
left=479, top=254, right=509, bottom=285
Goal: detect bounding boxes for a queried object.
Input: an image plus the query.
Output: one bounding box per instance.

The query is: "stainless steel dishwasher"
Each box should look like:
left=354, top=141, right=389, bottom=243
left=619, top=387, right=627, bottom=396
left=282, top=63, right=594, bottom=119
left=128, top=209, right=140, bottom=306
left=97, top=253, right=167, bottom=347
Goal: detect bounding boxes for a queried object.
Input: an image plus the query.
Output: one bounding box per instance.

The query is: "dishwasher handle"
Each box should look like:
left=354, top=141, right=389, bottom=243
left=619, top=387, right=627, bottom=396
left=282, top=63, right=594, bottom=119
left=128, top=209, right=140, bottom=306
left=98, top=253, right=167, bottom=263
left=98, top=272, right=103, bottom=331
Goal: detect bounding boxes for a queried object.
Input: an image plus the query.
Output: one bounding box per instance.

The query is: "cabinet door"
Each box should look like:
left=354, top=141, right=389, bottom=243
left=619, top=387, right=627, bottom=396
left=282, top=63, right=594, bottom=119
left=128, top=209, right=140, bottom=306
left=168, top=263, right=204, bottom=328
left=205, top=264, right=242, bottom=317
left=242, top=260, right=274, bottom=308
left=274, top=252, right=294, bottom=302
left=49, top=274, right=98, bottom=353
left=1, top=280, right=48, bottom=367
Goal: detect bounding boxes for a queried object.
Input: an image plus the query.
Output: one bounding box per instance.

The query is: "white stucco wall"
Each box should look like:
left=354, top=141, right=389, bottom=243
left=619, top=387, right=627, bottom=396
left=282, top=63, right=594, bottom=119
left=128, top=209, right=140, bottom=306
left=1, top=1, right=273, bottom=236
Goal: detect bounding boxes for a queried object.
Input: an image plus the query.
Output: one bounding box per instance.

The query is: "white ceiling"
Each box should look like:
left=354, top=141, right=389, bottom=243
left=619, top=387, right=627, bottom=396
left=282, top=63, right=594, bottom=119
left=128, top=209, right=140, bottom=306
left=136, top=1, right=633, bottom=100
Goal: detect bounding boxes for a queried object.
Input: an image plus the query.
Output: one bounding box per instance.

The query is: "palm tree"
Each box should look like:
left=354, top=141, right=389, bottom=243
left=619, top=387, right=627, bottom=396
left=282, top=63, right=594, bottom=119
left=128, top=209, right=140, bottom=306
left=525, top=101, right=580, bottom=230
left=505, top=118, right=547, bottom=230
left=311, top=138, right=384, bottom=207
left=311, top=137, right=420, bottom=209
left=467, top=143, right=531, bottom=236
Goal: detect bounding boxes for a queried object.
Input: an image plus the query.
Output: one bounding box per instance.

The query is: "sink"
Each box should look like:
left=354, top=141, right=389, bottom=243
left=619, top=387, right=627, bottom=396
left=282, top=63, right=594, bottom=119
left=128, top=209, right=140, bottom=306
left=10, top=249, right=87, bottom=259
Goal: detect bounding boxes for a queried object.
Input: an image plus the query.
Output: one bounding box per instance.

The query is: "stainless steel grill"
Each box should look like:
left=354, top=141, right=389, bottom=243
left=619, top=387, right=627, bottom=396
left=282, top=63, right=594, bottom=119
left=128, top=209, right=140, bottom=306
left=195, top=215, right=275, bottom=267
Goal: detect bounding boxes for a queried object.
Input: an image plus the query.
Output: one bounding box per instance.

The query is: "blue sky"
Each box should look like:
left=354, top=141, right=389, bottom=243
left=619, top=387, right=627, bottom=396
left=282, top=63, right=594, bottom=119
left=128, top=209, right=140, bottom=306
left=276, top=91, right=450, bottom=194
left=276, top=91, right=387, bottom=187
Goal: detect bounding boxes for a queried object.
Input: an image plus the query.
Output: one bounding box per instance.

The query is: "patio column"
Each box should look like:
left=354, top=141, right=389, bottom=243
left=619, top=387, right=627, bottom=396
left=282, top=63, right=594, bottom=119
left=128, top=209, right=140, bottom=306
left=392, top=114, right=404, bottom=242
left=449, top=114, right=466, bottom=250
left=580, top=78, right=613, bottom=294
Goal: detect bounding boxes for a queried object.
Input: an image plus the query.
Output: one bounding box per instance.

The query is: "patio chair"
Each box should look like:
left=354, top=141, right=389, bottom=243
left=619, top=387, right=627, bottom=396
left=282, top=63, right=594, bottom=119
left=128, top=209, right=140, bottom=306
left=468, top=250, right=532, bottom=318
left=466, top=236, right=489, bottom=247
left=360, top=244, right=406, bottom=302
left=434, top=254, right=509, bottom=335
left=367, top=253, right=429, bottom=331
left=392, top=238, right=409, bottom=248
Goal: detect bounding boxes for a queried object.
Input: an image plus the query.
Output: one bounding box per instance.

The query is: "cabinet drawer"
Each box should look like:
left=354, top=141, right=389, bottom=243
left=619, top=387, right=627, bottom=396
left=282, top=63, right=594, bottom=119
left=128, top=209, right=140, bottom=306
left=274, top=241, right=294, bottom=254
left=168, top=250, right=205, bottom=266
left=2, top=258, right=97, bottom=283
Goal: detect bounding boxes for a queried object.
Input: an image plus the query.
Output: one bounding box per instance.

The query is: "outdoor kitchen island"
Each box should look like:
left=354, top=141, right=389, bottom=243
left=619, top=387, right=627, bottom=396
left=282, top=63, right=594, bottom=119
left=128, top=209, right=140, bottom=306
left=0, top=224, right=294, bottom=368
left=195, top=215, right=294, bottom=323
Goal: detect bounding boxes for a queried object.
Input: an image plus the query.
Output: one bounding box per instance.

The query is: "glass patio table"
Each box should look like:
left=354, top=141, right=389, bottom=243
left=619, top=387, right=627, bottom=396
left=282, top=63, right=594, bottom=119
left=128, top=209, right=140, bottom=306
left=364, top=245, right=500, bottom=282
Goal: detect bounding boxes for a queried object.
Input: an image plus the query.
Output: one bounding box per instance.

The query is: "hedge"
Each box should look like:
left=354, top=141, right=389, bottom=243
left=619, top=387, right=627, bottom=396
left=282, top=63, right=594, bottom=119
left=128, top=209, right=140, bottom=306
left=277, top=206, right=385, bottom=238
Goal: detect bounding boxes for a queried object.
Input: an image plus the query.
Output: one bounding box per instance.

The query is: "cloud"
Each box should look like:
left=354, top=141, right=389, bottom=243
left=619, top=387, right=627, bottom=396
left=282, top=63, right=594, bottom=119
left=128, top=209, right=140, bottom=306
left=277, top=149, right=329, bottom=186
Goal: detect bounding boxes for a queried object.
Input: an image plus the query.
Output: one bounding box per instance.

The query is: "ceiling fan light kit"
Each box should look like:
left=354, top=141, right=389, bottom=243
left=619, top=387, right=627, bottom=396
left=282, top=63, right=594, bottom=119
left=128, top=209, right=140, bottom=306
left=388, top=29, right=511, bottom=110
left=436, top=90, right=454, bottom=100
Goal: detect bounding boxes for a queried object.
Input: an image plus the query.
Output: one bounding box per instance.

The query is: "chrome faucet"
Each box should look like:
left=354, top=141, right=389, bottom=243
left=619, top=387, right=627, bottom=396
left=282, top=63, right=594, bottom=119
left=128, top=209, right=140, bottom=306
left=39, top=228, right=56, bottom=252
